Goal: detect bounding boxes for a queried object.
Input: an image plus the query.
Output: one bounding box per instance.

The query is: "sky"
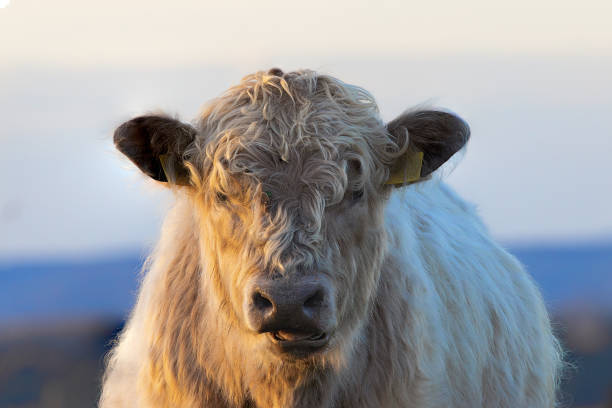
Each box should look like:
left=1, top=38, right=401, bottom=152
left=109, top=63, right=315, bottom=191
left=1, top=0, right=611, bottom=258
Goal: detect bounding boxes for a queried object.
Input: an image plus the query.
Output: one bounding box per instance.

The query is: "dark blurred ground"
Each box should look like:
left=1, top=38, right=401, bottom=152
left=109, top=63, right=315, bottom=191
left=1, top=317, right=611, bottom=408
left=1, top=243, right=611, bottom=407
left=0, top=320, right=122, bottom=408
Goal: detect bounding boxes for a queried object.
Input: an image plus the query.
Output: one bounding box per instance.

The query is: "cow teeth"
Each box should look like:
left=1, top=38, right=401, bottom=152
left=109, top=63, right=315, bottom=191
left=274, top=331, right=312, bottom=341
left=272, top=331, right=326, bottom=342
left=278, top=331, right=301, bottom=341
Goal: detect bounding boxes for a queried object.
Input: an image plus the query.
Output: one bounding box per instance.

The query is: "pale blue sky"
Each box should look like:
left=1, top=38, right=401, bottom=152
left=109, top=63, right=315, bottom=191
left=1, top=1, right=611, bottom=258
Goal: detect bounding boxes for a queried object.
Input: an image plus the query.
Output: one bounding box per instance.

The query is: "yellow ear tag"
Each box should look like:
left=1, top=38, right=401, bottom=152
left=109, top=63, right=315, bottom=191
left=385, top=151, right=424, bottom=185
left=159, top=154, right=191, bottom=186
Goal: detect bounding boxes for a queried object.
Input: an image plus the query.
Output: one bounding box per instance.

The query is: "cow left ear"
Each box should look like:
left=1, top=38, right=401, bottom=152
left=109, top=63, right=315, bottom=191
left=114, top=115, right=196, bottom=186
left=385, top=110, right=470, bottom=185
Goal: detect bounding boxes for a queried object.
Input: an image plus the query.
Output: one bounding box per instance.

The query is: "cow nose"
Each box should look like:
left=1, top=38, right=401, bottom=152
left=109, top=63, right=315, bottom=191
left=250, top=286, right=325, bottom=321
left=245, top=280, right=331, bottom=335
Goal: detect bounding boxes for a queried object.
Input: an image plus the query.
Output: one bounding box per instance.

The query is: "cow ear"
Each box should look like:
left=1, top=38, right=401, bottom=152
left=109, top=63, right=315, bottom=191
left=114, top=115, right=196, bottom=186
left=385, top=110, right=470, bottom=185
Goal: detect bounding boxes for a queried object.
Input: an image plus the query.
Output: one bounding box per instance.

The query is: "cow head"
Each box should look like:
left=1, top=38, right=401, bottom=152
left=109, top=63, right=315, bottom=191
left=114, top=69, right=469, bottom=363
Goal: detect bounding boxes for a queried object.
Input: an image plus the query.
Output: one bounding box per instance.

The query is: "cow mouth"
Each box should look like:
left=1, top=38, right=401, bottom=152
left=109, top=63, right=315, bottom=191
left=272, top=330, right=327, bottom=342
left=268, top=330, right=329, bottom=356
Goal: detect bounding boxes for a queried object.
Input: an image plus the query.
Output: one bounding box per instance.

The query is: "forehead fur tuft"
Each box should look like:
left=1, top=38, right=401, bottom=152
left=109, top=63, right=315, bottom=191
left=188, top=70, right=404, bottom=191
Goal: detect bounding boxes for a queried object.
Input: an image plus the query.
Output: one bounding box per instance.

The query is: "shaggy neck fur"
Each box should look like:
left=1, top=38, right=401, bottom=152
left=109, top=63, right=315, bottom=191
left=101, top=183, right=562, bottom=408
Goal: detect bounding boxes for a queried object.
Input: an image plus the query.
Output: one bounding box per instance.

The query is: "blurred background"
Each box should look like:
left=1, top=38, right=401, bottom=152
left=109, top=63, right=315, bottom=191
left=1, top=0, right=611, bottom=407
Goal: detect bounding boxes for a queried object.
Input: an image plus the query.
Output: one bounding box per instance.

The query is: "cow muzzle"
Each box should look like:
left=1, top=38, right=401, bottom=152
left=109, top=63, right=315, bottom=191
left=244, top=274, right=336, bottom=358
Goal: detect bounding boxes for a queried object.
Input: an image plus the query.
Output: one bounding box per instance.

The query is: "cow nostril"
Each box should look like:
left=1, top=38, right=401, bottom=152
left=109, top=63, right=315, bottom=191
left=253, top=291, right=273, bottom=312
left=304, top=289, right=325, bottom=310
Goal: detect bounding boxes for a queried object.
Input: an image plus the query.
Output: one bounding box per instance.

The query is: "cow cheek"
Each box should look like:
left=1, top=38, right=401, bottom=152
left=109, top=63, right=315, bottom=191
left=337, top=214, right=385, bottom=330
left=200, top=214, right=252, bottom=324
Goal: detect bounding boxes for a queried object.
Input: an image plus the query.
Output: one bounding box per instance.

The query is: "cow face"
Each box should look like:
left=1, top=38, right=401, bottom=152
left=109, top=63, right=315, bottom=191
left=113, top=69, right=469, bottom=362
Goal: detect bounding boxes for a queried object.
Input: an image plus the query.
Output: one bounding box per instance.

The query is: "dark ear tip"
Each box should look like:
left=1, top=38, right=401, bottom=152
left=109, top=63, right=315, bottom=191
left=451, top=113, right=471, bottom=143
left=113, top=119, right=147, bottom=159
left=113, top=117, right=164, bottom=181
left=113, top=120, right=134, bottom=147
left=113, top=116, right=156, bottom=144
left=431, top=110, right=471, bottom=146
left=449, top=111, right=470, bottom=133
left=434, top=110, right=470, bottom=130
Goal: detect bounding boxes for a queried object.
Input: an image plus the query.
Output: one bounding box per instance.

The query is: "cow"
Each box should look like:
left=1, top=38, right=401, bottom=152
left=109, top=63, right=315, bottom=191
left=100, top=68, right=562, bottom=408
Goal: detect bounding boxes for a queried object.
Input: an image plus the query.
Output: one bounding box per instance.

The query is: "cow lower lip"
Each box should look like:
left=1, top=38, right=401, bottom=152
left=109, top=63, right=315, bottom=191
left=268, top=331, right=329, bottom=355
left=272, top=330, right=326, bottom=342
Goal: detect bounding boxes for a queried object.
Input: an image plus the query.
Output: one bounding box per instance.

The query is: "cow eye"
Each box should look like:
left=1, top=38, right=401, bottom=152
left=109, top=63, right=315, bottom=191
left=216, top=192, right=227, bottom=203
left=351, top=189, right=364, bottom=202
left=263, top=191, right=272, bottom=204
left=347, top=160, right=364, bottom=203
left=262, top=191, right=274, bottom=211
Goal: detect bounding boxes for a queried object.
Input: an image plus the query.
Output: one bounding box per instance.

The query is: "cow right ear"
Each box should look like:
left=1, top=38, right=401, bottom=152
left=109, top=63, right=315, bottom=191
left=385, top=110, right=470, bottom=185
left=113, top=115, right=197, bottom=186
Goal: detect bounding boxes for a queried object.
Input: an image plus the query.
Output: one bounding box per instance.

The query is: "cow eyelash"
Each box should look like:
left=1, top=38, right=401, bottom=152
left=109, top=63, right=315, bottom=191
left=351, top=189, right=364, bottom=202
left=346, top=160, right=364, bottom=203
left=262, top=191, right=274, bottom=212
left=216, top=192, right=228, bottom=203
